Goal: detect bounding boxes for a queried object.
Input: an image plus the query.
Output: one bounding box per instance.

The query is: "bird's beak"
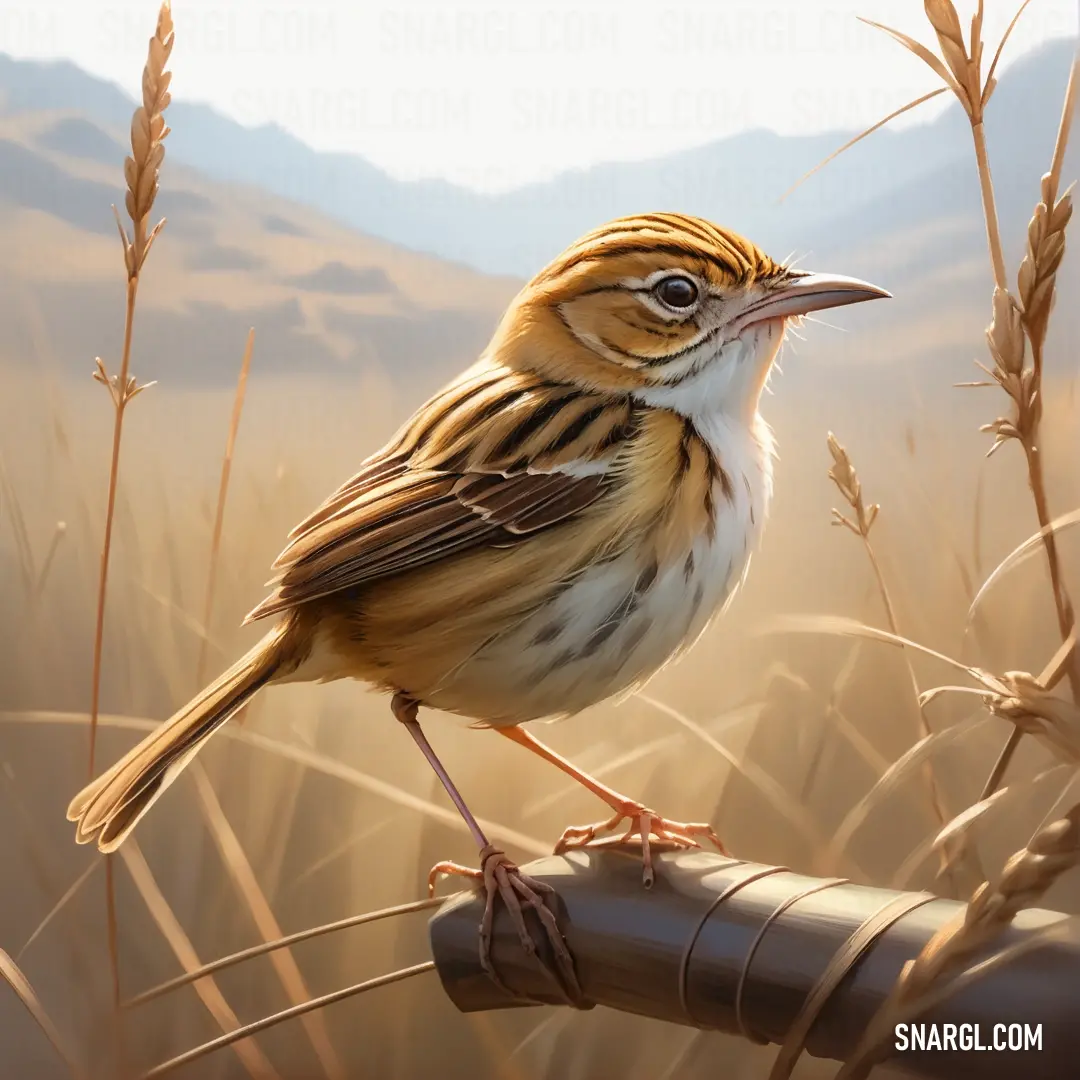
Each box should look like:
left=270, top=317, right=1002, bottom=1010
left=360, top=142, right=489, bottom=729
left=736, top=272, right=890, bottom=331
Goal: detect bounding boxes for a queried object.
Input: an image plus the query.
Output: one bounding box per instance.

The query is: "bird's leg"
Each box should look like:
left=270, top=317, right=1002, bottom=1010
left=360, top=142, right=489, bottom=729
left=497, top=724, right=727, bottom=887
left=391, top=692, right=580, bottom=1002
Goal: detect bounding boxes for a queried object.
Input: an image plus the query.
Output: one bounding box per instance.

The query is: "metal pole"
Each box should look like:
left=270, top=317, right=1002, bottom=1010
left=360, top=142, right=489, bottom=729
left=428, top=847, right=1079, bottom=1079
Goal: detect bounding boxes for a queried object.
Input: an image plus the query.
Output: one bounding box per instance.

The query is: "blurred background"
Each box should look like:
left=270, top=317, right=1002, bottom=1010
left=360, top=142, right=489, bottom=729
left=0, top=2, right=1078, bottom=1077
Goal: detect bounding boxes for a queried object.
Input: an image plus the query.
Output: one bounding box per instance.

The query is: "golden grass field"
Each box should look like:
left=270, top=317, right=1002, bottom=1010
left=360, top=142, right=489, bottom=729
left=1, top=4, right=1078, bottom=1078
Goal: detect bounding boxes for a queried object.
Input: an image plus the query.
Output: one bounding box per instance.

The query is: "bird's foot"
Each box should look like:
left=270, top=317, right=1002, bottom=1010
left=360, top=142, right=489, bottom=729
left=554, top=801, right=727, bottom=887
left=429, top=843, right=582, bottom=1004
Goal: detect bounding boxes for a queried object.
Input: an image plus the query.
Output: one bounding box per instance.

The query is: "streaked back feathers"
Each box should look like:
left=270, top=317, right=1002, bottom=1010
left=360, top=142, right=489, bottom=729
left=253, top=212, right=787, bottom=618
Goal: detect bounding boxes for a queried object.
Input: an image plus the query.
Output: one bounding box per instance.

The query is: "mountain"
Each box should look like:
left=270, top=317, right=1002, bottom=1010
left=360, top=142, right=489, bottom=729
left=1, top=39, right=1075, bottom=279
left=0, top=38, right=1075, bottom=404
left=0, top=107, right=518, bottom=389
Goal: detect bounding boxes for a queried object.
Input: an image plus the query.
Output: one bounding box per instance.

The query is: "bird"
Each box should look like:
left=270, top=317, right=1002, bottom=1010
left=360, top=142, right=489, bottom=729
left=68, top=212, right=887, bottom=999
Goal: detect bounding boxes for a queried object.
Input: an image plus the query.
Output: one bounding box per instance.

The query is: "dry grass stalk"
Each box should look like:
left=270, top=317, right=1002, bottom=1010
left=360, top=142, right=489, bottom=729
left=181, top=321, right=347, bottom=1077
left=967, top=506, right=1080, bottom=628
left=1017, top=177, right=1074, bottom=358
left=16, top=860, right=101, bottom=964
left=4, top=705, right=550, bottom=855
left=32, top=520, right=67, bottom=602
left=859, top=0, right=1038, bottom=288
left=0, top=768, right=105, bottom=1010
left=279, top=817, right=395, bottom=897
left=774, top=611, right=1080, bottom=770
left=765, top=614, right=1080, bottom=868
left=0, top=946, right=88, bottom=1080
left=0, top=464, right=66, bottom=606
left=0, top=452, right=39, bottom=593
left=88, top=0, right=173, bottom=775
left=960, top=672, right=1080, bottom=766
left=117, top=843, right=279, bottom=1080
left=931, top=783, right=1016, bottom=856
left=820, top=713, right=987, bottom=878
left=835, top=802, right=1080, bottom=1080
left=779, top=87, right=948, bottom=202
left=196, top=327, right=256, bottom=685
left=141, top=962, right=437, bottom=1079
left=116, top=3, right=174, bottom=279
left=826, top=433, right=879, bottom=541
left=959, top=49, right=1079, bottom=793
left=826, top=433, right=966, bottom=887
left=636, top=691, right=833, bottom=856
left=782, top=0, right=1028, bottom=230
left=869, top=912, right=1080, bottom=1054
left=755, top=656, right=894, bottom=809
left=189, top=768, right=347, bottom=1080
left=465, top=1014, right=535, bottom=1080
left=798, top=0, right=1079, bottom=875
left=83, top=4, right=174, bottom=1062
left=850, top=4, right=1080, bottom=717
left=124, top=896, right=442, bottom=1008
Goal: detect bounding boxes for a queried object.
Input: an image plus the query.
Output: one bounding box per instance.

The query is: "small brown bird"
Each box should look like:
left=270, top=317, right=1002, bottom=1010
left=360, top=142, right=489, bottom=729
left=69, top=213, right=886, bottom=995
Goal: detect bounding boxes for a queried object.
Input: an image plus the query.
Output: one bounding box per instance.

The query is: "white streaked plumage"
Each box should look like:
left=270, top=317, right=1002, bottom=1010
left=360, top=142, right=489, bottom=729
left=455, top=330, right=778, bottom=722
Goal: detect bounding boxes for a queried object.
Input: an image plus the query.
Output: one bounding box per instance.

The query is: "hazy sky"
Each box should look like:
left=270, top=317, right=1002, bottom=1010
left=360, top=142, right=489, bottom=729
left=1, top=0, right=1075, bottom=191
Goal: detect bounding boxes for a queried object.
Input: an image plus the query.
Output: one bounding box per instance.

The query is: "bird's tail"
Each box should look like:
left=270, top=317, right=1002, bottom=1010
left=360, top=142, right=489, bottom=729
left=68, top=623, right=291, bottom=852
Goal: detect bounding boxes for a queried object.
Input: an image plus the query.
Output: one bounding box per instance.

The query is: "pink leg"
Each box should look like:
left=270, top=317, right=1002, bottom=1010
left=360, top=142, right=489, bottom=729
left=391, top=692, right=581, bottom=1002
left=498, top=724, right=727, bottom=887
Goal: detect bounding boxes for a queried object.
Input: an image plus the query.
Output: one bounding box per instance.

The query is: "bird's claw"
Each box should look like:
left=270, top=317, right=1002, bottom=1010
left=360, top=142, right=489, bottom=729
left=554, top=802, right=727, bottom=887
left=429, top=844, right=582, bottom=1004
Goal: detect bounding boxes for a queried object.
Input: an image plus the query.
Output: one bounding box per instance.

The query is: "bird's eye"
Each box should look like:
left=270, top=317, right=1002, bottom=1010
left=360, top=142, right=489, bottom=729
left=655, top=276, right=698, bottom=309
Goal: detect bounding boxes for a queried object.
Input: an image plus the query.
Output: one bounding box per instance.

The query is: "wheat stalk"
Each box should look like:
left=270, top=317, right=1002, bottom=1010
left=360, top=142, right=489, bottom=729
left=87, top=0, right=172, bottom=775
left=814, top=7, right=1080, bottom=915
left=804, top=0, right=1079, bottom=830
left=826, top=433, right=973, bottom=890
left=960, top=40, right=1079, bottom=794
left=863, top=0, right=1028, bottom=287
left=836, top=801, right=1080, bottom=1079
left=116, top=4, right=174, bottom=281
left=83, top=5, right=173, bottom=1067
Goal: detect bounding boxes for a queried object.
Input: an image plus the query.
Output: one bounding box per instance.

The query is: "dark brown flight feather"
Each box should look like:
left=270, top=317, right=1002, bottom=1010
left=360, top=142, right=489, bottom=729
left=245, top=368, right=636, bottom=622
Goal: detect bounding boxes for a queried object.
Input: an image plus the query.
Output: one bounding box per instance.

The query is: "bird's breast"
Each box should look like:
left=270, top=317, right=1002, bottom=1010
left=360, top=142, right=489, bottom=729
left=442, top=408, right=774, bottom=723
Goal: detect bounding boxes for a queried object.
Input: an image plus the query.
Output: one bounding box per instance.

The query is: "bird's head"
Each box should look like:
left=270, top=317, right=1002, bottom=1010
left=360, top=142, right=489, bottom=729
left=493, top=212, right=888, bottom=420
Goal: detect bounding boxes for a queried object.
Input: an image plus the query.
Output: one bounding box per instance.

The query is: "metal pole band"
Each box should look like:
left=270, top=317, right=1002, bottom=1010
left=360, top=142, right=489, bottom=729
left=428, top=848, right=1079, bottom=1079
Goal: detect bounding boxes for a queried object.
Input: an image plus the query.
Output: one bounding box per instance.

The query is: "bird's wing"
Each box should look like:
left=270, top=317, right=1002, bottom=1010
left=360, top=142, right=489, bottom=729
left=244, top=363, right=637, bottom=621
